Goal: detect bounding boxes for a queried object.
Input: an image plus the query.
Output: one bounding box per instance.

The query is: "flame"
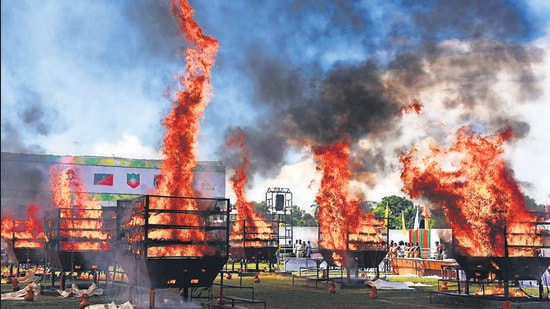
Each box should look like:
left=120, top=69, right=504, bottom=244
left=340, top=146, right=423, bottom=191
left=1, top=204, right=45, bottom=249
left=127, top=0, right=220, bottom=258
left=474, top=284, right=529, bottom=297
left=227, top=130, right=275, bottom=246
left=50, top=164, right=112, bottom=251
left=401, top=126, right=540, bottom=257
left=155, top=0, right=218, bottom=198
left=401, top=98, right=424, bottom=114
left=313, top=140, right=385, bottom=266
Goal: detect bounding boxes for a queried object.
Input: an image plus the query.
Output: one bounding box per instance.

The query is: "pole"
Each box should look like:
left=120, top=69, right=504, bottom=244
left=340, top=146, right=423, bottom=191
left=503, top=220, right=509, bottom=300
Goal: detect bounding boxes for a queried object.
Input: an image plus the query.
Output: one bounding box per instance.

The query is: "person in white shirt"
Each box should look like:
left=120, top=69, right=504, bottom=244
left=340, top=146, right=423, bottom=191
left=542, top=267, right=550, bottom=299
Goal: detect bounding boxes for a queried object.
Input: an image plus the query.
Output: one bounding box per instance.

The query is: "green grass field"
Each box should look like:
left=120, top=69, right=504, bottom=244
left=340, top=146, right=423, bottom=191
left=1, top=268, right=544, bottom=309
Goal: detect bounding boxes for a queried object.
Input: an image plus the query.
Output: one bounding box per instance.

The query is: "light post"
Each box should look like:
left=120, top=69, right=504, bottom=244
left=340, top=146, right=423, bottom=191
left=384, top=204, right=390, bottom=274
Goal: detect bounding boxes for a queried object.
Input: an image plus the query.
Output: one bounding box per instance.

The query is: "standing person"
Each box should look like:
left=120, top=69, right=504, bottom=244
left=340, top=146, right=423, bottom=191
left=275, top=243, right=281, bottom=267
left=269, top=245, right=279, bottom=272
left=390, top=242, right=398, bottom=259
left=405, top=242, right=412, bottom=257
left=384, top=241, right=394, bottom=272
left=305, top=241, right=312, bottom=258
left=440, top=242, right=447, bottom=259
left=297, top=240, right=305, bottom=258
left=435, top=241, right=443, bottom=259
left=542, top=266, right=550, bottom=299
left=293, top=240, right=299, bottom=257
left=413, top=242, right=420, bottom=258
left=397, top=241, right=405, bottom=258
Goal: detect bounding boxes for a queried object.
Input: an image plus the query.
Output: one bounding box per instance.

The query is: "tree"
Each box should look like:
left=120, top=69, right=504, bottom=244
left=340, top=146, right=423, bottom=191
left=524, top=195, right=545, bottom=212
left=287, top=205, right=318, bottom=227
left=371, top=195, right=417, bottom=229
left=249, top=201, right=318, bottom=227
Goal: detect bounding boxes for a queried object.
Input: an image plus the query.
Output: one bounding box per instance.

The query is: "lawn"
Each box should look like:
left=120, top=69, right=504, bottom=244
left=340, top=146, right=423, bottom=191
left=1, top=269, right=542, bottom=308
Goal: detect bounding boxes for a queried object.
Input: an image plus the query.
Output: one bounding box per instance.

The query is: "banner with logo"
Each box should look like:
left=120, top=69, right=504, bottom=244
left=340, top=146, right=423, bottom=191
left=1, top=153, right=225, bottom=208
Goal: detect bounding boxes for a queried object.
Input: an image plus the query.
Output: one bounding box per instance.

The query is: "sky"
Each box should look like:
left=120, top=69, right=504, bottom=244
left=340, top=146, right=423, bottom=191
left=2, top=0, right=550, bottom=210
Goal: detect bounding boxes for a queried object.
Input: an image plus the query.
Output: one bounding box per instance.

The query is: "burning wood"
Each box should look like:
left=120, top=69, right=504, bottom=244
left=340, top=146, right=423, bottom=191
left=111, top=0, right=228, bottom=296
left=115, top=195, right=230, bottom=289
left=226, top=129, right=277, bottom=260
left=1, top=205, right=46, bottom=250
left=314, top=141, right=387, bottom=268
left=400, top=125, right=550, bottom=298
left=47, top=165, right=116, bottom=273
left=401, top=126, right=543, bottom=257
left=1, top=204, right=47, bottom=266
left=118, top=196, right=227, bottom=257
left=154, top=0, right=219, bottom=199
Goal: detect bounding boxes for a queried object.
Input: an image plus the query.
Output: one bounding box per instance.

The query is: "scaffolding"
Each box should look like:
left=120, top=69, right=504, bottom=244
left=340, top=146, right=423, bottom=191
left=265, top=188, right=293, bottom=263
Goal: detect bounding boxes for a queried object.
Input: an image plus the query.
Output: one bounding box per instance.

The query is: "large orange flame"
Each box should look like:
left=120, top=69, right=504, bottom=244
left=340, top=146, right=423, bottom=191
left=227, top=130, right=275, bottom=246
left=50, top=163, right=111, bottom=251
left=401, top=126, right=540, bottom=257
left=1, top=204, right=45, bottom=249
left=155, top=0, right=219, bottom=198
left=124, top=0, right=219, bottom=257
left=314, top=140, right=385, bottom=266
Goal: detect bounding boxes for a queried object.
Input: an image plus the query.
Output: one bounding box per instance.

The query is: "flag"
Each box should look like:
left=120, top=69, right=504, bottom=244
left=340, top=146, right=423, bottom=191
left=384, top=202, right=389, bottom=228
left=424, top=206, right=430, bottom=230
left=401, top=210, right=407, bottom=235
left=413, top=207, right=420, bottom=230
left=93, top=173, right=113, bottom=186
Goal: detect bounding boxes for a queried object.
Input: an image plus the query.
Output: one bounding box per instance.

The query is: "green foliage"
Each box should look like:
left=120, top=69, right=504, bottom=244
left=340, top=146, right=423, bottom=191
left=248, top=201, right=318, bottom=227
left=242, top=193, right=544, bottom=229
left=372, top=195, right=416, bottom=229
left=525, top=195, right=546, bottom=213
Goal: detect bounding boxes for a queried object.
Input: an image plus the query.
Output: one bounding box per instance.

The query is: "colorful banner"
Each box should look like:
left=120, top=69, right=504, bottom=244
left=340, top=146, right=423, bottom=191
left=409, top=229, right=431, bottom=258
left=1, top=153, right=226, bottom=208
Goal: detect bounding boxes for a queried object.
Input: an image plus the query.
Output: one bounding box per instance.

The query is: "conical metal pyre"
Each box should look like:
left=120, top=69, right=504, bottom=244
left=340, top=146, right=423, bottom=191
left=114, top=194, right=230, bottom=305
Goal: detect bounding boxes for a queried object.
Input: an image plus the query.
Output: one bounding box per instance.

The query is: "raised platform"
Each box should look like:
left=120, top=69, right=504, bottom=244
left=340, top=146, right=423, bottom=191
left=391, top=257, right=458, bottom=277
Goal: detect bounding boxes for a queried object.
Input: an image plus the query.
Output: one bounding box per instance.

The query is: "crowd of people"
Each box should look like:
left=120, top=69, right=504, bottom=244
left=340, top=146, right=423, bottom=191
left=292, top=239, right=312, bottom=258
left=269, top=239, right=313, bottom=271
left=387, top=240, right=420, bottom=259
left=386, top=240, right=446, bottom=260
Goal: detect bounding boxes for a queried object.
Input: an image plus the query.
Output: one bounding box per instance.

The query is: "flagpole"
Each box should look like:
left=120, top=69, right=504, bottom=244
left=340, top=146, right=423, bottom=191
left=401, top=211, right=407, bottom=236
left=385, top=202, right=390, bottom=275
left=413, top=206, right=419, bottom=230
left=385, top=202, right=390, bottom=248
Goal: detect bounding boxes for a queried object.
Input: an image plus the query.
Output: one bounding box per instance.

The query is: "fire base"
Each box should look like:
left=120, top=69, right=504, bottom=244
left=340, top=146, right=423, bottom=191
left=115, top=253, right=228, bottom=289
left=319, top=248, right=387, bottom=269
left=431, top=291, right=549, bottom=308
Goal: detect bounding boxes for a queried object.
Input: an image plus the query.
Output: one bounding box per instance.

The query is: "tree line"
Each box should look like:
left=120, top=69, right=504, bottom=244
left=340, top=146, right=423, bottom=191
left=244, top=194, right=544, bottom=228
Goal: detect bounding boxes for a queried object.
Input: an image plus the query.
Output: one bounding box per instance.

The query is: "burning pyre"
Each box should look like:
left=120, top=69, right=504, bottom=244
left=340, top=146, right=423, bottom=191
left=314, top=141, right=387, bottom=269
left=111, top=0, right=229, bottom=297
left=226, top=129, right=278, bottom=262
left=115, top=195, right=230, bottom=290
left=1, top=204, right=47, bottom=267
left=401, top=126, right=549, bottom=285
left=47, top=164, right=116, bottom=274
